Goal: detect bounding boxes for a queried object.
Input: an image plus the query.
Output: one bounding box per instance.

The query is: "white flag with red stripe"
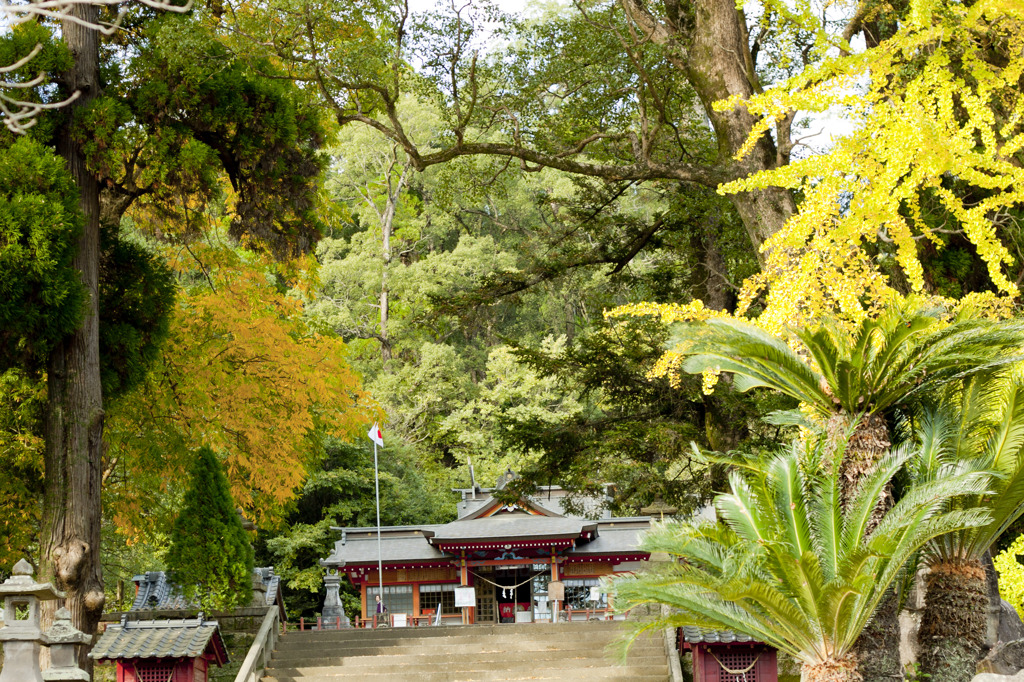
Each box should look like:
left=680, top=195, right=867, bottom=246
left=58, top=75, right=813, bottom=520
left=368, top=422, right=384, bottom=447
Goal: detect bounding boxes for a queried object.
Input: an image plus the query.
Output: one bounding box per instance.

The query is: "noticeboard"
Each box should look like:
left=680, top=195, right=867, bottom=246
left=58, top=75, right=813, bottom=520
left=454, top=587, right=476, bottom=607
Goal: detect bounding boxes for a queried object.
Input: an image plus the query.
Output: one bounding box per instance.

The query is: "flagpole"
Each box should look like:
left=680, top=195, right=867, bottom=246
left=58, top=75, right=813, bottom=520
left=373, top=436, right=384, bottom=622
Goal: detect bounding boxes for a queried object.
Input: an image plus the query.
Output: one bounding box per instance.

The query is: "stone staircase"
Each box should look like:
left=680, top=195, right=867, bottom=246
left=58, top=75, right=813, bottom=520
left=262, top=621, right=671, bottom=681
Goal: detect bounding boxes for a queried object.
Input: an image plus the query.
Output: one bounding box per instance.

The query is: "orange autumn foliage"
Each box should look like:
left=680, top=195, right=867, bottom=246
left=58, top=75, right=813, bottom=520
left=104, top=243, right=378, bottom=542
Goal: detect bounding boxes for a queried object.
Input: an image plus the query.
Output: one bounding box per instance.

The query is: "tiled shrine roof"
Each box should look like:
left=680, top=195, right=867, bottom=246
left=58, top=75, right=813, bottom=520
left=681, top=626, right=759, bottom=644
left=90, top=617, right=228, bottom=663
left=130, top=568, right=280, bottom=611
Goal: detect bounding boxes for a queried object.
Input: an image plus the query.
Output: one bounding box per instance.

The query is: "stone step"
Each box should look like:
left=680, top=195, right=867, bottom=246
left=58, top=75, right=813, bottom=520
left=268, top=651, right=667, bottom=671
left=272, top=637, right=661, bottom=658
left=274, top=626, right=653, bottom=647
left=262, top=621, right=670, bottom=682
left=271, top=646, right=660, bottom=663
left=263, top=665, right=669, bottom=682
left=275, top=629, right=654, bottom=644
left=280, top=622, right=626, bottom=641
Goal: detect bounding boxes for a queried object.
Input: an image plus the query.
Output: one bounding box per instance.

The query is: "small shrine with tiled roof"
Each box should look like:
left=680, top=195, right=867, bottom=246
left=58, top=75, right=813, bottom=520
left=322, top=483, right=652, bottom=625
left=90, top=615, right=228, bottom=682
left=681, top=627, right=778, bottom=682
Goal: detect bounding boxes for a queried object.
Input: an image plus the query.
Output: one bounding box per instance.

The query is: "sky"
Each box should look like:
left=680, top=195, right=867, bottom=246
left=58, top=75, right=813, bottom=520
left=401, top=0, right=856, bottom=153
left=407, top=0, right=528, bottom=16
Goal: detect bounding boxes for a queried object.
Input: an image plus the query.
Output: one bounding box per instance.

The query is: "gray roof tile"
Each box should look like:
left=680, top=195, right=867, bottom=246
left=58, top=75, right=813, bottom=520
left=681, top=626, right=758, bottom=644
left=325, top=516, right=651, bottom=566
left=330, top=528, right=448, bottom=565
left=429, top=515, right=594, bottom=543
left=90, top=618, right=227, bottom=662
left=130, top=568, right=279, bottom=611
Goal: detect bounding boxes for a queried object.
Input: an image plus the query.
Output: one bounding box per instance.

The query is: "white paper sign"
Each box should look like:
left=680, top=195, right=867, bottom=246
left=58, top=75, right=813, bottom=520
left=589, top=586, right=601, bottom=602
left=392, top=613, right=407, bottom=627
left=454, top=587, right=476, bottom=607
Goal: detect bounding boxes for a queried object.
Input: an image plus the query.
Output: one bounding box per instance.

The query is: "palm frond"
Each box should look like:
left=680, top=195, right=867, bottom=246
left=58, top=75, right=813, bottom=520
left=613, top=435, right=985, bottom=669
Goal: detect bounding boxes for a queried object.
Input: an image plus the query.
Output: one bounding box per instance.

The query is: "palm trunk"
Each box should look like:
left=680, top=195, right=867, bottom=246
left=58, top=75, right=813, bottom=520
left=837, top=413, right=892, bottom=519
left=829, top=412, right=902, bottom=682
left=853, top=587, right=902, bottom=682
left=802, top=653, right=863, bottom=682
left=918, top=559, right=988, bottom=682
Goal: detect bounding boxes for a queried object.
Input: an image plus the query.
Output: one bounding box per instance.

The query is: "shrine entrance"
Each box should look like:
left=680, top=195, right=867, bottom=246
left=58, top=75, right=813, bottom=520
left=493, top=566, right=533, bottom=622
left=471, top=564, right=553, bottom=624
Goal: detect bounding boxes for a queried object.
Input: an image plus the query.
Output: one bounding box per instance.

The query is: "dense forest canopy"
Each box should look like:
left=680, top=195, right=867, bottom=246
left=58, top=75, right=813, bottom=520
left=1, top=4, right=1023, bottom=675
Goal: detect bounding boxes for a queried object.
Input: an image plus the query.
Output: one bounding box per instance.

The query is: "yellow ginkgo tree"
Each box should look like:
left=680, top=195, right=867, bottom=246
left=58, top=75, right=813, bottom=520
left=725, top=0, right=1024, bottom=330
left=615, top=0, right=1023, bottom=339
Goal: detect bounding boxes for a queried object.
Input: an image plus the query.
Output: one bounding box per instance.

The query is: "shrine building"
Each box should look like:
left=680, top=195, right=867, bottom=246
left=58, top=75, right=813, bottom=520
left=321, top=484, right=652, bottom=625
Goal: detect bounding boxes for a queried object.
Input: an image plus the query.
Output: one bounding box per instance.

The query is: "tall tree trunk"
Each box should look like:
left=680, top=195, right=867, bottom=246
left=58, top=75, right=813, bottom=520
left=380, top=268, right=391, bottom=362
left=918, top=559, right=988, bottom=682
left=376, top=158, right=408, bottom=363
left=41, top=0, right=106, bottom=655
left=802, top=653, right=863, bottom=682
left=620, top=0, right=797, bottom=260
left=696, top=214, right=734, bottom=313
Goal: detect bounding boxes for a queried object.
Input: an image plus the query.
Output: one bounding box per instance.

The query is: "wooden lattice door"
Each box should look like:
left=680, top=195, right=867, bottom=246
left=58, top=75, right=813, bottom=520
left=475, top=580, right=496, bottom=623
left=696, top=644, right=777, bottom=682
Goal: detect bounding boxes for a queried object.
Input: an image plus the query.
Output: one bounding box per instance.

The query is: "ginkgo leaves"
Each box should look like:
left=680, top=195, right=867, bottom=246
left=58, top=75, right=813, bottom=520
left=718, top=0, right=1024, bottom=330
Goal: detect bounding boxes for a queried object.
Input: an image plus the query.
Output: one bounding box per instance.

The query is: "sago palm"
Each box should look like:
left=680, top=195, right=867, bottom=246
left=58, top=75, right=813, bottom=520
left=908, top=371, right=1024, bottom=682
left=672, top=304, right=1024, bottom=679
left=612, top=437, right=991, bottom=682
left=675, top=305, right=1022, bottom=509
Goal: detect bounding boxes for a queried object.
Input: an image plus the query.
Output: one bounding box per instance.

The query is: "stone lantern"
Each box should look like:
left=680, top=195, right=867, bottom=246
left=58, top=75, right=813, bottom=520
left=0, top=558, right=64, bottom=682
left=321, top=568, right=350, bottom=629
left=41, top=607, right=91, bottom=681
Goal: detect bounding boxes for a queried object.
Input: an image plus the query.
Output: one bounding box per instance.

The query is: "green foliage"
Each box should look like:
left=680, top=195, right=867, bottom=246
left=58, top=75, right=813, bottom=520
left=127, top=17, right=330, bottom=255
left=908, top=371, right=1024, bottom=564
left=257, top=437, right=453, bottom=619
left=166, top=446, right=254, bottom=611
left=98, top=232, right=177, bottom=401
left=0, top=369, right=45, bottom=571
left=904, top=662, right=932, bottom=681
left=0, top=137, right=84, bottom=373
left=0, top=23, right=73, bottom=145
left=497, top=315, right=790, bottom=515
left=993, top=535, right=1024, bottom=619
left=439, top=339, right=586, bottom=484
left=612, top=437, right=990, bottom=671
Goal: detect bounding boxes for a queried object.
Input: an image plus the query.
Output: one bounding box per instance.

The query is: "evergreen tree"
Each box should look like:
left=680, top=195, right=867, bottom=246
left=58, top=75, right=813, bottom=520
left=166, top=446, right=254, bottom=611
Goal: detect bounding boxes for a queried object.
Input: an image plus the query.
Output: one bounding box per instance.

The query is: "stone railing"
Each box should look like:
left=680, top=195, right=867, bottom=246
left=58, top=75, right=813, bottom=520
left=232, top=605, right=279, bottom=682
left=100, top=605, right=273, bottom=633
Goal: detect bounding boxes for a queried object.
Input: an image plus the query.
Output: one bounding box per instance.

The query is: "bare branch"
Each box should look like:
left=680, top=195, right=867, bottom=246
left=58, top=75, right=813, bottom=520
left=0, top=0, right=192, bottom=133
